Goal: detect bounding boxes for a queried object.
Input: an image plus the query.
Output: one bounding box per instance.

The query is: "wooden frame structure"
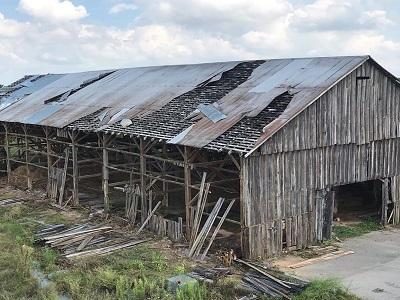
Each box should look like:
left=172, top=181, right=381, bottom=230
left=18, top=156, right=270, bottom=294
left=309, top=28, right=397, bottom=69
left=0, top=123, right=241, bottom=246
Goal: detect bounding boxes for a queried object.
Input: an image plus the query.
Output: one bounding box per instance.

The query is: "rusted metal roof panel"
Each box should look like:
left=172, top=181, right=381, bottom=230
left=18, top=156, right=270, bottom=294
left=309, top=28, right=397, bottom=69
left=62, top=62, right=239, bottom=119
left=0, top=74, right=63, bottom=111
left=0, top=70, right=112, bottom=125
left=0, top=56, right=373, bottom=154
left=174, top=56, right=368, bottom=149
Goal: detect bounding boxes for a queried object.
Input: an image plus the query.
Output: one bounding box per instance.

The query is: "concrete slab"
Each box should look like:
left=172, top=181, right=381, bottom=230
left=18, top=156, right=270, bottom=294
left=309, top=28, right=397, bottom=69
left=289, top=228, right=400, bottom=300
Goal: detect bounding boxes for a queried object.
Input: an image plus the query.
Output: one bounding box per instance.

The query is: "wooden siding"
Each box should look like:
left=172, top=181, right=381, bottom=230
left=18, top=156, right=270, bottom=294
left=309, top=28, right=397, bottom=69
left=262, top=60, right=400, bottom=154
left=241, top=59, right=400, bottom=258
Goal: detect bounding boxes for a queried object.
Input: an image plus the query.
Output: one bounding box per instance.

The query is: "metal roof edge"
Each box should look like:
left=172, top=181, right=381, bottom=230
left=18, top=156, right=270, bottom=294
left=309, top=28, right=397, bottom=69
left=244, top=55, right=371, bottom=158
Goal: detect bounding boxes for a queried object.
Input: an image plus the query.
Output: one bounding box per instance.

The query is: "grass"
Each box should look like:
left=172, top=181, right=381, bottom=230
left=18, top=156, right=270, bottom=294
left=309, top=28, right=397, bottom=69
left=333, top=218, right=383, bottom=240
left=0, top=200, right=362, bottom=300
left=294, top=279, right=360, bottom=300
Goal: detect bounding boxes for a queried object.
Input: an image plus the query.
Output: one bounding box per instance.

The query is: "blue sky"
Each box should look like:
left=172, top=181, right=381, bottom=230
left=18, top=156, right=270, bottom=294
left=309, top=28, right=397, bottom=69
left=0, top=0, right=399, bottom=84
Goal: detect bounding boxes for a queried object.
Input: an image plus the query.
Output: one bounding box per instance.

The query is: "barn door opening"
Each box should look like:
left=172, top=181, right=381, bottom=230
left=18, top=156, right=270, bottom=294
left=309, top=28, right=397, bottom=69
left=333, top=180, right=386, bottom=222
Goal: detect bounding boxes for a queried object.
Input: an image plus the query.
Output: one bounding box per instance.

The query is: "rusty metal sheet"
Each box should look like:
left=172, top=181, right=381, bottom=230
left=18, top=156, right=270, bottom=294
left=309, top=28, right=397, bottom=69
left=60, top=62, right=239, bottom=121
left=175, top=56, right=369, bottom=149
left=0, top=74, right=63, bottom=111
left=0, top=62, right=238, bottom=127
left=0, top=56, right=371, bottom=155
left=0, top=70, right=112, bottom=125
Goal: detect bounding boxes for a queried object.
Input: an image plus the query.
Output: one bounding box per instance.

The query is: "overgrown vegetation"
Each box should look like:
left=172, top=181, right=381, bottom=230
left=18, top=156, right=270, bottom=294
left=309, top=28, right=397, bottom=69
left=294, top=279, right=360, bottom=300
left=0, top=199, right=360, bottom=299
left=333, top=218, right=383, bottom=240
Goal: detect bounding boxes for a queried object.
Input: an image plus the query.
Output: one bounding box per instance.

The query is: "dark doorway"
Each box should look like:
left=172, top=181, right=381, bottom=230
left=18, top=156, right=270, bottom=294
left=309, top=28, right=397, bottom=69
left=333, top=180, right=382, bottom=223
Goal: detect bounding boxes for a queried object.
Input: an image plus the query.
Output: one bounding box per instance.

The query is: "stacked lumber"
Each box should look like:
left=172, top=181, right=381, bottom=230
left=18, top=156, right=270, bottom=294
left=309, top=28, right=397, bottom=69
left=236, top=258, right=308, bottom=299
left=35, top=223, right=149, bottom=259
left=0, top=198, right=25, bottom=207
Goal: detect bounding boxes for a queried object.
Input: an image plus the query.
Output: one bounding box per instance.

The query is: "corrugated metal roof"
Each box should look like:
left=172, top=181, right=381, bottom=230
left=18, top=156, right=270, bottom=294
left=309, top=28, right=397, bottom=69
left=0, top=56, right=372, bottom=154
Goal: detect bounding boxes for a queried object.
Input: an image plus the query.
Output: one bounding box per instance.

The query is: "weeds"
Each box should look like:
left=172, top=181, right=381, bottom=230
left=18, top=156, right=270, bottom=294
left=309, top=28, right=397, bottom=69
left=333, top=218, right=382, bottom=240
left=294, top=279, right=360, bottom=300
left=176, top=282, right=208, bottom=300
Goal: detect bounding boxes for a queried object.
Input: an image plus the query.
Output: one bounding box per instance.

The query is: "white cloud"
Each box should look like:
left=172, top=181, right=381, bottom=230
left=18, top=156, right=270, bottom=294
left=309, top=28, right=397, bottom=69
left=0, top=0, right=399, bottom=85
left=290, top=0, right=394, bottom=31
left=18, top=0, right=88, bottom=22
left=0, top=12, right=27, bottom=37
left=109, top=3, right=138, bottom=14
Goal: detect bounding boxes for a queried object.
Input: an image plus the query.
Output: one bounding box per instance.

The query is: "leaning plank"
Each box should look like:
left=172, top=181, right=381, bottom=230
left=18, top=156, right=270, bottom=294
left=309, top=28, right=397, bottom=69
left=191, top=173, right=207, bottom=243
left=189, top=198, right=224, bottom=257
left=58, top=148, right=70, bottom=205
left=200, top=199, right=235, bottom=260
left=288, top=250, right=355, bottom=269
left=136, top=201, right=162, bottom=235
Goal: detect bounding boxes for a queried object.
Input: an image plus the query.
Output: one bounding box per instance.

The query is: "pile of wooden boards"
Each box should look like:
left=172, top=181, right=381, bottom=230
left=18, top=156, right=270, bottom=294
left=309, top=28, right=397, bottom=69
left=236, top=258, right=308, bottom=299
left=0, top=198, right=24, bottom=207
left=35, top=223, right=149, bottom=259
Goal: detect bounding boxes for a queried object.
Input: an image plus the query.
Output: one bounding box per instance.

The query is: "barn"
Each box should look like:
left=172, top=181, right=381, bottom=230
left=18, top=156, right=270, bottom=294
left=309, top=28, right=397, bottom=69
left=0, top=55, right=399, bottom=259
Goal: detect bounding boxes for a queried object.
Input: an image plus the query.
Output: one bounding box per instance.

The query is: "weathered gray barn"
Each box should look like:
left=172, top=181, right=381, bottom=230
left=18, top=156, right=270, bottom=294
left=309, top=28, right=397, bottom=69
left=0, top=55, right=399, bottom=258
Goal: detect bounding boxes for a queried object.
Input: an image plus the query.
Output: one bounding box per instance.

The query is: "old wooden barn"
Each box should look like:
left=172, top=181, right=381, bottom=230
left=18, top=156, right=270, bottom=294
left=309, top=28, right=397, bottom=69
left=0, top=55, right=399, bottom=259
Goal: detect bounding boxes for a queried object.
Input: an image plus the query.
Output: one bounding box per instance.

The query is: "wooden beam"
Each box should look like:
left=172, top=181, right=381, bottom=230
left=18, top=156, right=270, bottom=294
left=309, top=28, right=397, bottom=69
left=102, top=134, right=110, bottom=212
left=140, top=137, right=147, bottom=223
left=69, top=131, right=79, bottom=205
left=23, top=125, right=32, bottom=189
left=184, top=146, right=192, bottom=237
left=3, top=124, right=11, bottom=183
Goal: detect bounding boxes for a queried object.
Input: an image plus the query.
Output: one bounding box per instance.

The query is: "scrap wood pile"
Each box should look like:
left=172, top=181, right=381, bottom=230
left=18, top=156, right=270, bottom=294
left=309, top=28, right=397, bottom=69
left=188, top=266, right=231, bottom=283
left=35, top=223, right=149, bottom=259
left=235, top=258, right=308, bottom=299
left=0, top=198, right=25, bottom=207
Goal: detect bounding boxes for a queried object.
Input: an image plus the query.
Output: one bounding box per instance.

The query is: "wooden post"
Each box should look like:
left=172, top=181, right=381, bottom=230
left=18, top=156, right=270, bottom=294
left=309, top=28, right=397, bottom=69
left=382, top=178, right=389, bottom=226
left=44, top=127, right=52, bottom=196
left=140, top=137, right=147, bottom=223
left=23, top=125, right=32, bottom=189
left=102, top=134, right=110, bottom=212
left=69, top=131, right=79, bottom=205
left=3, top=124, right=11, bottom=183
left=323, top=189, right=335, bottom=240
left=184, top=146, right=192, bottom=237
left=162, top=143, right=168, bottom=207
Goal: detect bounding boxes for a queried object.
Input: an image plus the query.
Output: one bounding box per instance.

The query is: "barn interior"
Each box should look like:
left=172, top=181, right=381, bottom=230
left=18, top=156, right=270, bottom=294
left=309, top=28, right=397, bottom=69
left=333, top=180, right=383, bottom=223
left=0, top=122, right=243, bottom=253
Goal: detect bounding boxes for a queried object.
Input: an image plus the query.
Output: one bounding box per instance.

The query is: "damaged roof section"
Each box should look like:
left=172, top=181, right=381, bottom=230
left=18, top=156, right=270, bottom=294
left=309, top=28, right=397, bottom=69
left=0, top=56, right=370, bottom=154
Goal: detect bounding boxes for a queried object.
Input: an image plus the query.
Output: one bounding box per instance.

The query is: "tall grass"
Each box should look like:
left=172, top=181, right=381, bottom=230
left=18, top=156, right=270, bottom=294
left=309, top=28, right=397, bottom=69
left=294, top=279, right=360, bottom=300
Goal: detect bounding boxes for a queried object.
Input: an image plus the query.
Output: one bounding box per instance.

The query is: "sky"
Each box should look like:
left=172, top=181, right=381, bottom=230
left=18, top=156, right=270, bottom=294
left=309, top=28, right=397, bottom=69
left=0, top=0, right=399, bottom=84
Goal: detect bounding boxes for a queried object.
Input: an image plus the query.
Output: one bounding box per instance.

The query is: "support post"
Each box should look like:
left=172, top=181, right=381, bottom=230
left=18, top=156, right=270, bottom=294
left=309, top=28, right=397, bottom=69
left=102, top=134, right=110, bottom=212
left=162, top=143, right=169, bottom=207
left=3, top=124, right=11, bottom=183
left=44, top=127, right=52, bottom=196
left=23, top=125, right=32, bottom=189
left=184, top=146, right=192, bottom=237
left=140, top=138, right=147, bottom=223
left=70, top=131, right=79, bottom=205
left=382, top=178, right=389, bottom=226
